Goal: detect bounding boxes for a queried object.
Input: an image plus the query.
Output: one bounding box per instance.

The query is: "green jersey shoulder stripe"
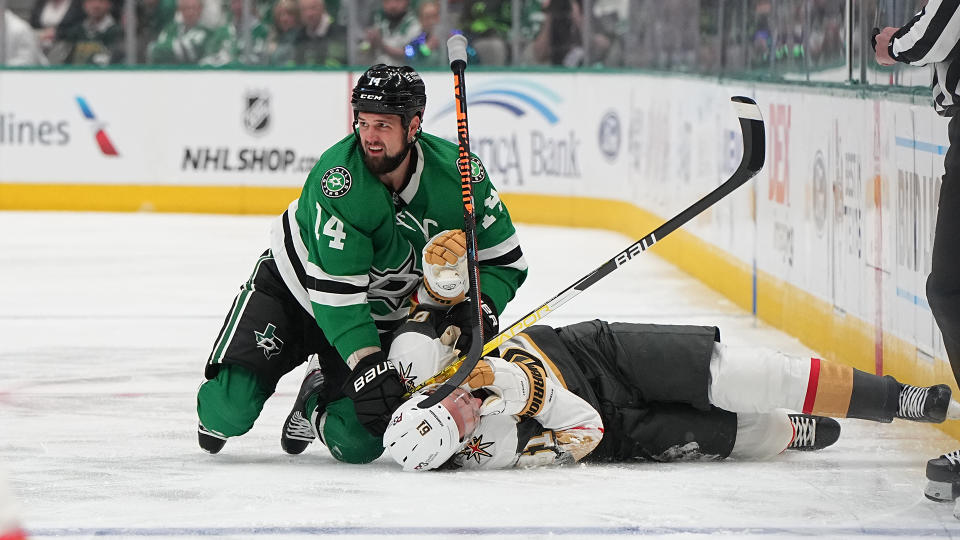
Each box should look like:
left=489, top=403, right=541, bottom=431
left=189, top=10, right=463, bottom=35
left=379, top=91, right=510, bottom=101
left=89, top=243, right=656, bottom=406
left=478, top=233, right=527, bottom=271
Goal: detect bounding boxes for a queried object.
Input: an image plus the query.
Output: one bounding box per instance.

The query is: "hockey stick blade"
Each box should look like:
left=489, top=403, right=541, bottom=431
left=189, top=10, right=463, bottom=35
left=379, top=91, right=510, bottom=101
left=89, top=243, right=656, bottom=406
left=408, top=96, right=765, bottom=397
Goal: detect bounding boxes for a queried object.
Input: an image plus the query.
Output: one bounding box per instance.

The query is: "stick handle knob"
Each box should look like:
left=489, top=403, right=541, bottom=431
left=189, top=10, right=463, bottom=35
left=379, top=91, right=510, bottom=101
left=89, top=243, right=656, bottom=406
left=447, top=34, right=468, bottom=69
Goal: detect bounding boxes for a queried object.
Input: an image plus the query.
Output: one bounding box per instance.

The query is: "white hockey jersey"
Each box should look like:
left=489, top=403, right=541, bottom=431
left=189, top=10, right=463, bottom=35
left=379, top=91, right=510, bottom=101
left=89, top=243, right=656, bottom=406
left=388, top=314, right=604, bottom=469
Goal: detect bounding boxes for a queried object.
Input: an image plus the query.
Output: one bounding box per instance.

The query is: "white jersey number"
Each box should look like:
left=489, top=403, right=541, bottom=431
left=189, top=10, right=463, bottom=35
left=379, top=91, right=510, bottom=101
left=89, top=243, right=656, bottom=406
left=315, top=203, right=346, bottom=250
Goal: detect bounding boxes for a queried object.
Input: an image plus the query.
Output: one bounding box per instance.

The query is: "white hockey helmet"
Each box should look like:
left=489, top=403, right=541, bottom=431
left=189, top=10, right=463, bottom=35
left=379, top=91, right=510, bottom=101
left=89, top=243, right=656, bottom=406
left=383, top=386, right=480, bottom=471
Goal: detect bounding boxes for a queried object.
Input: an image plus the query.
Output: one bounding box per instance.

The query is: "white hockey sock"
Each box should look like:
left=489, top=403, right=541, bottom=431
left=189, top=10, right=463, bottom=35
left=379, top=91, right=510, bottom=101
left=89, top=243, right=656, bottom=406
left=729, top=410, right=794, bottom=460
left=708, top=343, right=810, bottom=414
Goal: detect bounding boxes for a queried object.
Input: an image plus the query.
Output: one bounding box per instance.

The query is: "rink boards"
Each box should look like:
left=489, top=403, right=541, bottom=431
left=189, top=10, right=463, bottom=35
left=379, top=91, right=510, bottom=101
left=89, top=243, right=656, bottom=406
left=0, top=69, right=952, bottom=437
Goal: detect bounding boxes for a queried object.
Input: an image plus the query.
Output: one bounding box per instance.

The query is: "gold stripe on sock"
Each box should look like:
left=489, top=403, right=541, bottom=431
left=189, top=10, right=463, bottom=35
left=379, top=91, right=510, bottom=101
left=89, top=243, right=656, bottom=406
left=812, top=361, right=854, bottom=417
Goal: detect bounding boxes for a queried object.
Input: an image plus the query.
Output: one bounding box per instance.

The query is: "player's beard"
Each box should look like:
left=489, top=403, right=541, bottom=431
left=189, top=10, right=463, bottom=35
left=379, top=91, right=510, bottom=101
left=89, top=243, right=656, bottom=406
left=362, top=143, right=411, bottom=175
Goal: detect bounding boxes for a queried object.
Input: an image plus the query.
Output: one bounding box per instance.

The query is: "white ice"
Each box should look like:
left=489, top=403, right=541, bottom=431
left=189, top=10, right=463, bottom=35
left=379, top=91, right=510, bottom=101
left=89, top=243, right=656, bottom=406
left=2, top=211, right=960, bottom=539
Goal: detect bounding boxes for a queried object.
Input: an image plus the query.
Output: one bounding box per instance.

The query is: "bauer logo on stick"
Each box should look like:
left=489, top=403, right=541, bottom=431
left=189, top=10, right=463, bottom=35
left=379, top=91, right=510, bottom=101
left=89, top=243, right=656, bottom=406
left=321, top=167, right=352, bottom=198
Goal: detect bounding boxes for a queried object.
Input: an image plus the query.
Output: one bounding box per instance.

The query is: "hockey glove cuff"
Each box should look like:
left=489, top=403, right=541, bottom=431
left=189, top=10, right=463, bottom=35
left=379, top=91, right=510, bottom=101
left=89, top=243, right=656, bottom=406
left=341, top=351, right=405, bottom=436
left=442, top=293, right=499, bottom=353
left=464, top=357, right=555, bottom=418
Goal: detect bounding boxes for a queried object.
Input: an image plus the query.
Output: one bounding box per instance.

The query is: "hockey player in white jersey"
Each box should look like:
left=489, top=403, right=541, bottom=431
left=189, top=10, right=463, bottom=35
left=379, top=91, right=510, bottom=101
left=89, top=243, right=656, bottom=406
left=381, top=306, right=956, bottom=471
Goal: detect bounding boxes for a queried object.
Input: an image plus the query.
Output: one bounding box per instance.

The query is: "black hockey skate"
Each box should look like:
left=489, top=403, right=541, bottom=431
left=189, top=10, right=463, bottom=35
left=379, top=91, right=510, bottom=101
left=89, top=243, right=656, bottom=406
left=925, top=450, right=960, bottom=502
left=280, top=354, right=326, bottom=455
left=198, top=422, right=227, bottom=454
left=895, top=382, right=951, bottom=423
left=786, top=414, right=840, bottom=451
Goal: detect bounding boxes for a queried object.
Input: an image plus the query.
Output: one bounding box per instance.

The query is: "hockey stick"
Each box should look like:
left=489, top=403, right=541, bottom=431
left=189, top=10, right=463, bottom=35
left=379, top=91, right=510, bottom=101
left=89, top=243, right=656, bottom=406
left=409, top=96, right=765, bottom=396
left=418, top=34, right=484, bottom=409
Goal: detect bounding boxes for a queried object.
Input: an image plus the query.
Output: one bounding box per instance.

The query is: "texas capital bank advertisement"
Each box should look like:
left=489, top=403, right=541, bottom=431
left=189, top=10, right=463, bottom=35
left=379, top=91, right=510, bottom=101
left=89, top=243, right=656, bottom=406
left=0, top=71, right=348, bottom=186
left=419, top=72, right=632, bottom=199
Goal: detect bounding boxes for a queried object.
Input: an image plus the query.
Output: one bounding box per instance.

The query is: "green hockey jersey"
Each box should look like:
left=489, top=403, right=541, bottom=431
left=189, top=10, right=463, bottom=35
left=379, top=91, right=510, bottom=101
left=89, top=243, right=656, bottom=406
left=270, top=132, right=527, bottom=364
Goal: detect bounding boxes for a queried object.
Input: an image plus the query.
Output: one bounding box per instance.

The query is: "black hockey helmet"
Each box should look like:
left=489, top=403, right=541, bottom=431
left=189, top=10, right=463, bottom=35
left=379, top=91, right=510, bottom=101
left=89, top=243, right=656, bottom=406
left=351, top=64, right=427, bottom=127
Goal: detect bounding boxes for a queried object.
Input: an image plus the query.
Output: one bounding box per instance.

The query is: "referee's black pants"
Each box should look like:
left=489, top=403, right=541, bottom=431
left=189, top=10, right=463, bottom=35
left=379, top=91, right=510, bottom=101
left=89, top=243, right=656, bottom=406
left=928, top=114, right=960, bottom=382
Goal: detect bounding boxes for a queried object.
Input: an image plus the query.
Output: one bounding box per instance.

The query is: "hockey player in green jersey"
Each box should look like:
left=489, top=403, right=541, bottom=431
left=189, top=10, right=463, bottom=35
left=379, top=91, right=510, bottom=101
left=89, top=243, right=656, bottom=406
left=195, top=64, right=528, bottom=463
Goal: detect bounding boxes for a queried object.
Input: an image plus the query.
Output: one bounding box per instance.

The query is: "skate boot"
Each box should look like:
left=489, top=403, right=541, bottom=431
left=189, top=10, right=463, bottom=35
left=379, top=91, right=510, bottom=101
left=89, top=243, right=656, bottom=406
left=198, top=422, right=227, bottom=454
left=896, top=382, right=951, bottom=423
left=280, top=354, right=326, bottom=455
left=926, top=450, right=960, bottom=502
left=786, top=414, right=840, bottom=451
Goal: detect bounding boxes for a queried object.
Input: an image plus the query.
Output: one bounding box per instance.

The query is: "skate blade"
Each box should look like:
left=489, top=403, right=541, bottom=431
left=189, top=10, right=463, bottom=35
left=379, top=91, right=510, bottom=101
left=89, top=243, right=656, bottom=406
left=925, top=479, right=958, bottom=502
left=947, top=400, right=960, bottom=420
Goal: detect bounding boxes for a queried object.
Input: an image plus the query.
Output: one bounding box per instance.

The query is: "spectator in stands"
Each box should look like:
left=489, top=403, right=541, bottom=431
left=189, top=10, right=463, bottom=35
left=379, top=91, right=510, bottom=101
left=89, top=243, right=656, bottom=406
left=460, top=0, right=543, bottom=65
left=29, top=0, right=84, bottom=53
left=204, top=0, right=269, bottom=65
left=265, top=0, right=300, bottom=65
left=3, top=8, right=49, bottom=65
left=531, top=0, right=596, bottom=67
left=364, top=0, right=421, bottom=64
left=55, top=0, right=123, bottom=64
left=749, top=0, right=773, bottom=67
left=133, top=0, right=177, bottom=62
left=404, top=0, right=443, bottom=66
left=294, top=0, right=346, bottom=66
left=806, top=0, right=843, bottom=67
left=146, top=0, right=219, bottom=64
left=533, top=0, right=620, bottom=67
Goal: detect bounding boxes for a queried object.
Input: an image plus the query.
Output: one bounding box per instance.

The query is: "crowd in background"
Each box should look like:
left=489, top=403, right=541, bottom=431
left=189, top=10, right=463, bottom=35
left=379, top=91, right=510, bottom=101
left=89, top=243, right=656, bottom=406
left=0, top=0, right=934, bottom=86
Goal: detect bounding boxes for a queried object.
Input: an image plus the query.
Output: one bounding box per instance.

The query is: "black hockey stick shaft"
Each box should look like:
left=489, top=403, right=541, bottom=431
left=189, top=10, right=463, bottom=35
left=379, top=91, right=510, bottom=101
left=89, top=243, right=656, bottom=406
left=409, top=96, right=765, bottom=395
left=418, top=34, right=483, bottom=409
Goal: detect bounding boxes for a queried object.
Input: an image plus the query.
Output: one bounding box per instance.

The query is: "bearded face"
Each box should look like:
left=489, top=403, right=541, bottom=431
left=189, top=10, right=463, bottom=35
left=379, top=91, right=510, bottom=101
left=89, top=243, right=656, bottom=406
left=355, top=112, right=417, bottom=175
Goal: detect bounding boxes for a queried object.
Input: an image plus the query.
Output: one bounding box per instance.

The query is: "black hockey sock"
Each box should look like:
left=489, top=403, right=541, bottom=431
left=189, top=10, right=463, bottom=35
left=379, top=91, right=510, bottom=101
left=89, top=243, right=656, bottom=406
left=844, top=372, right=900, bottom=423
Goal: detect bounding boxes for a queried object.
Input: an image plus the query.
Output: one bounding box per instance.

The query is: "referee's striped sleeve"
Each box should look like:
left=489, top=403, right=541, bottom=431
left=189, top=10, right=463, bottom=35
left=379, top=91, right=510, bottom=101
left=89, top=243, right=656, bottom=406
left=892, top=0, right=960, bottom=65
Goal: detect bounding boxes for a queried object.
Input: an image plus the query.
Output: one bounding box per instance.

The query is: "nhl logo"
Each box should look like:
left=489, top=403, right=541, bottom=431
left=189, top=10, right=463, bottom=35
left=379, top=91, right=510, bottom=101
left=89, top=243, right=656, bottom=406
left=321, top=167, right=352, bottom=198
left=243, top=90, right=270, bottom=135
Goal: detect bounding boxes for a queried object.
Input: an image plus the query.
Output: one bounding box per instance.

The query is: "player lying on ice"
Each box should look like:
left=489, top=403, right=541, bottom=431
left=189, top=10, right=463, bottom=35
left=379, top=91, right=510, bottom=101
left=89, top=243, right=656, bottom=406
left=378, top=236, right=959, bottom=470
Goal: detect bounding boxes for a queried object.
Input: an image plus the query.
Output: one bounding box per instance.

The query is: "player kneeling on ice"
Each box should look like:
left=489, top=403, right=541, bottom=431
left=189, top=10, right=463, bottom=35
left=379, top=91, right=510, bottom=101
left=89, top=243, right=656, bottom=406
left=381, top=308, right=957, bottom=470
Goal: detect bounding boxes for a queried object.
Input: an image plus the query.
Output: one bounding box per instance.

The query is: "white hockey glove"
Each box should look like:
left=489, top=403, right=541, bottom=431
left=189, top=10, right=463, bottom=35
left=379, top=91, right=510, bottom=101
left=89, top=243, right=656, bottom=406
left=464, top=357, right=555, bottom=418
left=418, top=229, right=468, bottom=307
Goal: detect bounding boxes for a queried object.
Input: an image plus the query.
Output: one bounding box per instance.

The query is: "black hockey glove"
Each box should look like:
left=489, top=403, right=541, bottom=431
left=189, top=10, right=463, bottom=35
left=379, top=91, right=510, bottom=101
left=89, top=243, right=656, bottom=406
left=341, top=351, right=404, bottom=436
left=443, top=293, right=499, bottom=353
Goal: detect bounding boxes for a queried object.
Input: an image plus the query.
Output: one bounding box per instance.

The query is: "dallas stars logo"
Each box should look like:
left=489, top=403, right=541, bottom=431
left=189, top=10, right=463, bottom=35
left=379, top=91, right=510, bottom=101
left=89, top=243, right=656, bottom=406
left=367, top=246, right=420, bottom=312
left=459, top=434, right=494, bottom=464
left=321, top=167, right=352, bottom=198
left=255, top=323, right=284, bottom=359
left=469, top=156, right=485, bottom=183
left=455, top=156, right=486, bottom=183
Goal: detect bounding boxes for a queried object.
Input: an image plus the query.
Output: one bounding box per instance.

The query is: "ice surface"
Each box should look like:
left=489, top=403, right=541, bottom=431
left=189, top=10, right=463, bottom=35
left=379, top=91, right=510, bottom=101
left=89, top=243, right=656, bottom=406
left=2, top=211, right=960, bottom=539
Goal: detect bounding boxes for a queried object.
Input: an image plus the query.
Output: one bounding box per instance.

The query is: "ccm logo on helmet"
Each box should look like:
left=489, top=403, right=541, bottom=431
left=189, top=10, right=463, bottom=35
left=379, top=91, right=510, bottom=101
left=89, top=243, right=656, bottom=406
left=352, top=359, right=396, bottom=392
left=360, top=94, right=383, bottom=101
